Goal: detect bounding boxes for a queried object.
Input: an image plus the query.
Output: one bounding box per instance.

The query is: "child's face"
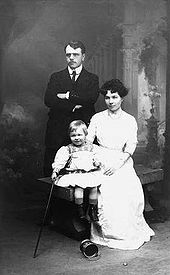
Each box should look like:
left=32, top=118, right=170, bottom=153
left=70, top=128, right=86, bottom=146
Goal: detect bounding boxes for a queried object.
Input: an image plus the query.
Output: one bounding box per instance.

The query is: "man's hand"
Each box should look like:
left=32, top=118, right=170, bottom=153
left=57, top=91, right=70, bottom=100
left=57, top=93, right=67, bottom=99
left=72, top=105, right=82, bottom=112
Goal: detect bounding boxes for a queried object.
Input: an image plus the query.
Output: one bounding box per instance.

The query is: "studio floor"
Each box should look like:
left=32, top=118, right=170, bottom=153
left=1, top=184, right=170, bottom=275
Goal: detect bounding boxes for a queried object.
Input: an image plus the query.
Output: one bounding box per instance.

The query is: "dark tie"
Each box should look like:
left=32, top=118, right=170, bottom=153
left=71, top=70, right=76, bottom=83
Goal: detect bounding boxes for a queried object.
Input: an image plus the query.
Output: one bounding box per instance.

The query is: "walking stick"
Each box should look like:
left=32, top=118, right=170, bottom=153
left=33, top=177, right=58, bottom=258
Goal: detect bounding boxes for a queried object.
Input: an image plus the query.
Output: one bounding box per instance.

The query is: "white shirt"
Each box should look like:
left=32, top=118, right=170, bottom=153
left=68, top=65, right=83, bottom=81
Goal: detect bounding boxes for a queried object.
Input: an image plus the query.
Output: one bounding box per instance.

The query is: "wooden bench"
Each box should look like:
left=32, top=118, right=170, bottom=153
left=38, top=165, right=164, bottom=201
left=37, top=165, right=164, bottom=240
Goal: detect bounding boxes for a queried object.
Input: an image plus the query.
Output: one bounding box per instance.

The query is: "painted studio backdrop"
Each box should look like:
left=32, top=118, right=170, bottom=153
left=0, top=0, right=167, bottom=200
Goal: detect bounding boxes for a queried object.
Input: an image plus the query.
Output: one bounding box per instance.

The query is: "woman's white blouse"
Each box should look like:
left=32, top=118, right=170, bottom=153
left=87, top=109, right=138, bottom=156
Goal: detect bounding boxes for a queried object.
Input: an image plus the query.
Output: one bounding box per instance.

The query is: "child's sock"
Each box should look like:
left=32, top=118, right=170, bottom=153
left=75, top=198, right=83, bottom=205
left=89, top=199, right=98, bottom=206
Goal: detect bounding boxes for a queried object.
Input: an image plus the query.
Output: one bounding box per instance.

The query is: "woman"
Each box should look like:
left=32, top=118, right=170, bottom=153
left=87, top=79, right=155, bottom=250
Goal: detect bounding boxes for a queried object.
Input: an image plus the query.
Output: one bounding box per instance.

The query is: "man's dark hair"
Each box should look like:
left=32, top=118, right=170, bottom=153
left=100, top=79, right=129, bottom=98
left=64, top=40, right=86, bottom=54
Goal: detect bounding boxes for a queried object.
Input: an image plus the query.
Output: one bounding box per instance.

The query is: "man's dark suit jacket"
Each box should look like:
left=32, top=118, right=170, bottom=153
left=44, top=67, right=99, bottom=149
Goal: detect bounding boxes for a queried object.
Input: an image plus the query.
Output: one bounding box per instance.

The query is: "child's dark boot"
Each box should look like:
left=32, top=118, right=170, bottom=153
left=89, top=204, right=99, bottom=222
left=77, top=204, right=86, bottom=220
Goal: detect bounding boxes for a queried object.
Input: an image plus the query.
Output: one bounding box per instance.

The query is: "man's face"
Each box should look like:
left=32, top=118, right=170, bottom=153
left=65, top=45, right=85, bottom=69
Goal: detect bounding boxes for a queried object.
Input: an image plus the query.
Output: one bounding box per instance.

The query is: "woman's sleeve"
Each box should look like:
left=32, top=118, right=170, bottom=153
left=87, top=115, right=97, bottom=142
left=124, top=117, right=138, bottom=156
left=52, top=146, right=70, bottom=173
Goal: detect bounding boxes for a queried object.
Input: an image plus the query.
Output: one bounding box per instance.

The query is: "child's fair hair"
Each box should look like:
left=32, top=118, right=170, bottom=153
left=68, top=120, right=88, bottom=136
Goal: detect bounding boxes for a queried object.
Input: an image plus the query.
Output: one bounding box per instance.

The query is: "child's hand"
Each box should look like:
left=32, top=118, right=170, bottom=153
left=93, top=159, right=101, bottom=168
left=93, top=154, right=102, bottom=168
left=51, top=171, right=57, bottom=181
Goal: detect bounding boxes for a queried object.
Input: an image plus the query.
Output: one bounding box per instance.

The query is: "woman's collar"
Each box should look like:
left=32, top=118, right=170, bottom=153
left=107, top=108, right=123, bottom=119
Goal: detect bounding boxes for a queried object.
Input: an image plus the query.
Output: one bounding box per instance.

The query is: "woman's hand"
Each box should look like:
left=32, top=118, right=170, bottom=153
left=103, top=166, right=116, bottom=176
left=102, top=152, right=131, bottom=176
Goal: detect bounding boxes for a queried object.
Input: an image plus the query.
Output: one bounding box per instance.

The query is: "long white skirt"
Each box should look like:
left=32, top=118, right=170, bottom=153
left=90, top=158, right=155, bottom=250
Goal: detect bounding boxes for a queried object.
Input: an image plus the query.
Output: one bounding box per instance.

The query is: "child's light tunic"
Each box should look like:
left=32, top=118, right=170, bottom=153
left=52, top=141, right=102, bottom=188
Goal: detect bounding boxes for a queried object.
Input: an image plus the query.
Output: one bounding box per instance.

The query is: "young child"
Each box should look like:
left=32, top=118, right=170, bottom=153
left=51, top=120, right=102, bottom=222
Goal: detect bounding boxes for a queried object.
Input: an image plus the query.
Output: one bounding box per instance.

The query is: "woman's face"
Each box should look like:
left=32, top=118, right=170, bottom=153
left=104, top=90, right=123, bottom=113
left=70, top=127, right=86, bottom=146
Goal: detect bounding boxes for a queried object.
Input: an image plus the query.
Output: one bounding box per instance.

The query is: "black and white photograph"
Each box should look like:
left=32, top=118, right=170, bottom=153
left=0, top=0, right=170, bottom=274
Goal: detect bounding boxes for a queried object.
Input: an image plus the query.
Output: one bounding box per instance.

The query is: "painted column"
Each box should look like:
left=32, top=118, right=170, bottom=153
left=122, top=25, right=140, bottom=118
left=121, top=0, right=140, bottom=119
left=100, top=48, right=105, bottom=84
left=107, top=41, right=113, bottom=80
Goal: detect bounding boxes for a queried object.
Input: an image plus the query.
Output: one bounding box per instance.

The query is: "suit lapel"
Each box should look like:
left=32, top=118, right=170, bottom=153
left=63, top=68, right=72, bottom=82
left=60, top=68, right=73, bottom=88
left=75, top=68, right=88, bottom=85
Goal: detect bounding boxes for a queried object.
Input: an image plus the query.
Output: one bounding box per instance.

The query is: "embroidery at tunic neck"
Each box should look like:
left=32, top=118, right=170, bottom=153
left=108, top=109, right=123, bottom=120
left=70, top=141, right=93, bottom=152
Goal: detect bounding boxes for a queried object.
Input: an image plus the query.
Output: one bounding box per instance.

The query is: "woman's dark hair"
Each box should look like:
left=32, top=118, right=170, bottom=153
left=64, top=40, right=86, bottom=54
left=100, top=79, right=129, bottom=98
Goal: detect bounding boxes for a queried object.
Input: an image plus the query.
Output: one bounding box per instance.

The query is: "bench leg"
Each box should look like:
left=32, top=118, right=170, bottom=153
left=143, top=184, right=167, bottom=223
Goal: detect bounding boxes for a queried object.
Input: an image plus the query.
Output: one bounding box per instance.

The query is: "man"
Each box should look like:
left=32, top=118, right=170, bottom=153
left=44, top=40, right=99, bottom=176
